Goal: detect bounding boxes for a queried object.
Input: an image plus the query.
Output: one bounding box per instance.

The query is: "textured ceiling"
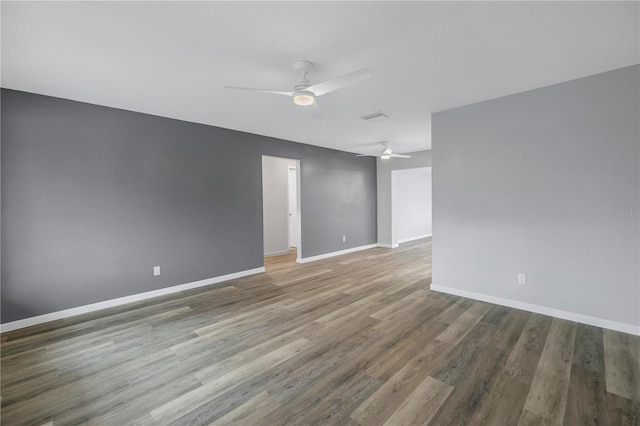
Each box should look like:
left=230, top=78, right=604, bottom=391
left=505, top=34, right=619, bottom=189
left=2, top=1, right=638, bottom=155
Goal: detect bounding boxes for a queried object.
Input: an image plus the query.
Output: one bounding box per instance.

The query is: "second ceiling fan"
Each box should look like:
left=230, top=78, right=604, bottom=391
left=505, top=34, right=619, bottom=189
left=224, top=60, right=371, bottom=106
left=357, top=143, right=412, bottom=159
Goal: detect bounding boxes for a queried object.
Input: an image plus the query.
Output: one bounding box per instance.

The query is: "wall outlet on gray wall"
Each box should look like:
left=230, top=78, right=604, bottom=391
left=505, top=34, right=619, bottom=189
left=154, top=266, right=161, bottom=276
left=342, top=236, right=346, bottom=243
left=518, top=273, right=526, bottom=285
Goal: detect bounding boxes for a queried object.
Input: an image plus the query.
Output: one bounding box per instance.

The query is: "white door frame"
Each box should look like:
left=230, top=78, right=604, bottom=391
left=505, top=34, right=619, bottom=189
left=287, top=166, right=299, bottom=250
left=291, top=162, right=302, bottom=261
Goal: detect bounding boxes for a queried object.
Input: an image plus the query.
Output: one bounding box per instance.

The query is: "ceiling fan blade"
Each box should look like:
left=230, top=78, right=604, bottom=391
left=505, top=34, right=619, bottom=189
left=355, top=154, right=372, bottom=157
left=223, top=86, right=293, bottom=96
left=311, top=99, right=322, bottom=118
left=307, top=69, right=372, bottom=96
left=390, top=154, right=412, bottom=158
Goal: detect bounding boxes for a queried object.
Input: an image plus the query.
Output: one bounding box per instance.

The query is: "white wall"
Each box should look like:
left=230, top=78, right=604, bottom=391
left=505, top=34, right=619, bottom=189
left=392, top=167, right=432, bottom=244
left=262, top=156, right=297, bottom=256
left=377, top=150, right=432, bottom=247
left=432, top=65, right=639, bottom=334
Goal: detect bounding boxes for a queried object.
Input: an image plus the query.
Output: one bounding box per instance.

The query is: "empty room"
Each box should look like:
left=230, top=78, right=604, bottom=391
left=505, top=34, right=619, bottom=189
left=1, top=2, right=639, bottom=425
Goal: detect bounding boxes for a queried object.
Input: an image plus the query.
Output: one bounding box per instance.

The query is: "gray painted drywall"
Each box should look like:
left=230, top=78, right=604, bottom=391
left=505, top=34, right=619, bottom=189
left=262, top=156, right=297, bottom=256
left=392, top=167, right=432, bottom=243
left=377, top=150, right=432, bottom=246
left=432, top=65, right=640, bottom=327
left=1, top=89, right=377, bottom=323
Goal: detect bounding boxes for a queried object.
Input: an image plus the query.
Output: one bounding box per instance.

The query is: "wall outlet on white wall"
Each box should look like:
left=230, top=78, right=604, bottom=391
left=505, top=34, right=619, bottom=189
left=518, top=273, right=526, bottom=285
left=154, top=266, right=161, bottom=276
left=342, top=236, right=346, bottom=243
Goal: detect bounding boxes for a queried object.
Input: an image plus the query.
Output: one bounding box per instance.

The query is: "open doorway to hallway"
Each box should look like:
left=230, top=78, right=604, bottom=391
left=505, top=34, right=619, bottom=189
left=262, top=155, right=301, bottom=270
left=391, top=166, right=432, bottom=246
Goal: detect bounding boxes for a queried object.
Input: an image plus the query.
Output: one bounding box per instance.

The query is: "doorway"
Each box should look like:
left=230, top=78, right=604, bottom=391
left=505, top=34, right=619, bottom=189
left=262, top=156, right=301, bottom=266
left=391, top=167, right=432, bottom=246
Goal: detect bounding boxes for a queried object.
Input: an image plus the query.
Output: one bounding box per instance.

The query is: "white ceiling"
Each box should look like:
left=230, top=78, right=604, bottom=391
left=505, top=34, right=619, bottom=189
left=2, top=1, right=638, bottom=155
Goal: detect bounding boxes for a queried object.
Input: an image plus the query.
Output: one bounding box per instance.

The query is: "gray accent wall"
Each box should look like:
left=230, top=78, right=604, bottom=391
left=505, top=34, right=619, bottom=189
left=1, top=89, right=377, bottom=323
left=432, top=65, right=640, bottom=327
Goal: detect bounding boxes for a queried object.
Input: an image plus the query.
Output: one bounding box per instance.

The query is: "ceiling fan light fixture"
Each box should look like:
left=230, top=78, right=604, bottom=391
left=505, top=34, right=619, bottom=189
left=293, top=91, right=315, bottom=106
left=380, top=154, right=391, bottom=160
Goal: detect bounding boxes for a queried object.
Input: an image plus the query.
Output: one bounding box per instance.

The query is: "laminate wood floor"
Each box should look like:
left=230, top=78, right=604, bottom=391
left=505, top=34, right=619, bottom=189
left=1, top=240, right=639, bottom=425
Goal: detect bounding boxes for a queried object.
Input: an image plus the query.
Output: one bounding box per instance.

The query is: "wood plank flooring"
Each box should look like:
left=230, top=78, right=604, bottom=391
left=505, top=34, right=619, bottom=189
left=1, top=240, right=639, bottom=425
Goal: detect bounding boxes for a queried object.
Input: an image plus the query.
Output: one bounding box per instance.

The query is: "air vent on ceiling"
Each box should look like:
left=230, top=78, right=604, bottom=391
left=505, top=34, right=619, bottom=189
left=360, top=111, right=390, bottom=121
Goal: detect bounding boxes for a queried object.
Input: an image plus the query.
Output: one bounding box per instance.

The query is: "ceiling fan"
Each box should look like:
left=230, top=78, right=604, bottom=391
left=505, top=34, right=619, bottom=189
left=224, top=60, right=371, bottom=106
left=357, top=143, right=412, bottom=160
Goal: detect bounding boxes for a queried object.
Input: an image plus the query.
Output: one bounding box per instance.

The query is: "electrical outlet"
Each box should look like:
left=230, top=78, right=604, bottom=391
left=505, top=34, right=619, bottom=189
left=518, top=273, right=526, bottom=285
left=154, top=266, right=161, bottom=276
left=342, top=236, right=346, bottom=243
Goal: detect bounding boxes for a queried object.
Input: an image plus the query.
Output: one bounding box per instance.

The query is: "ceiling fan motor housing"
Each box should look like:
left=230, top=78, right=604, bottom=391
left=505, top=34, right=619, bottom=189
left=293, top=61, right=316, bottom=105
left=293, top=90, right=315, bottom=106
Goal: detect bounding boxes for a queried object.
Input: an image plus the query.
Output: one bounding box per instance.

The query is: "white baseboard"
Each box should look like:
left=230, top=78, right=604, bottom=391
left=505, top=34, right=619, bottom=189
left=297, top=244, right=379, bottom=263
left=0, top=267, right=265, bottom=333
left=377, top=243, right=399, bottom=249
left=398, top=234, right=432, bottom=244
left=430, top=284, right=640, bottom=336
left=264, top=250, right=290, bottom=257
